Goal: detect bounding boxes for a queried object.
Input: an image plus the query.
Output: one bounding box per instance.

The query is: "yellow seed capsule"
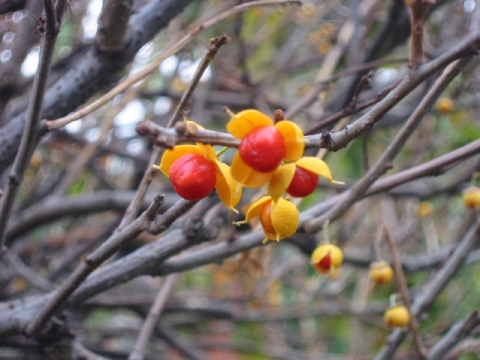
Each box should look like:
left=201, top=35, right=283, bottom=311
left=384, top=305, right=411, bottom=328
left=369, top=261, right=394, bottom=285
left=436, top=97, right=454, bottom=114
left=463, top=187, right=480, bottom=209
left=311, top=244, right=343, bottom=274
left=415, top=201, right=434, bottom=218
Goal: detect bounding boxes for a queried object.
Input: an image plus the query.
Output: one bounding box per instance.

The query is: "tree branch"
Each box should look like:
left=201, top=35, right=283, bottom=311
left=96, top=0, right=133, bottom=52
left=128, top=273, right=179, bottom=360
left=24, top=194, right=165, bottom=337
left=0, top=0, right=66, bottom=256
left=304, top=57, right=472, bottom=233
left=374, top=213, right=480, bottom=360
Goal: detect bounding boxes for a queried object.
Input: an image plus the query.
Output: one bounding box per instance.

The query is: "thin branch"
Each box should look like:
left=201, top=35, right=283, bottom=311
left=24, top=195, right=165, bottom=337
left=128, top=273, right=179, bottom=360
left=326, top=32, right=480, bottom=151
left=374, top=213, right=480, bottom=360
left=167, top=34, right=230, bottom=128
left=6, top=191, right=175, bottom=245
left=427, top=310, right=480, bottom=360
left=5, top=251, right=55, bottom=291
left=304, top=58, right=471, bottom=233
left=43, top=0, right=301, bottom=131
left=298, top=136, right=480, bottom=226
left=0, top=0, right=193, bottom=176
left=117, top=34, right=230, bottom=231
left=0, top=0, right=43, bottom=118
left=407, top=0, right=430, bottom=67
left=139, top=34, right=480, bottom=152
left=304, top=77, right=402, bottom=135
left=0, top=0, right=65, bottom=256
left=445, top=338, right=480, bottom=360
left=385, top=226, right=428, bottom=358
left=52, top=87, right=141, bottom=196
left=135, top=120, right=240, bottom=149
left=155, top=321, right=209, bottom=360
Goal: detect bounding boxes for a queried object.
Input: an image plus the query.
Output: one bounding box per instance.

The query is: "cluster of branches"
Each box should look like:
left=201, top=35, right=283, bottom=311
left=0, top=0, right=480, bottom=359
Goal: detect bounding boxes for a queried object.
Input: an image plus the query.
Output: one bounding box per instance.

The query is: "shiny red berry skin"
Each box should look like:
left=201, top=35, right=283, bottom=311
left=239, top=126, right=286, bottom=173
left=169, top=154, right=216, bottom=201
left=286, top=166, right=319, bottom=197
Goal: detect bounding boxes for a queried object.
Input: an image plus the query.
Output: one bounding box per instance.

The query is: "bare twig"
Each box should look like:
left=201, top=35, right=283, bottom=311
left=326, top=32, right=480, bottom=150
left=385, top=226, right=428, bottom=358
left=0, top=0, right=43, bottom=118
left=24, top=195, right=165, bottom=337
left=406, top=0, right=431, bottom=67
left=43, top=0, right=301, bottom=131
left=427, top=310, right=480, bottom=360
left=135, top=120, right=240, bottom=149
left=445, top=338, right=480, bottom=360
left=0, top=0, right=66, bottom=256
left=304, top=58, right=471, bottom=233
left=374, top=213, right=480, bottom=360
left=155, top=321, right=209, bottom=360
left=167, top=34, right=230, bottom=128
left=5, top=251, right=55, bottom=291
left=6, top=191, right=175, bottom=245
left=118, top=34, right=230, bottom=230
left=53, top=87, right=141, bottom=196
left=304, top=77, right=402, bottom=135
left=128, top=273, right=179, bottom=360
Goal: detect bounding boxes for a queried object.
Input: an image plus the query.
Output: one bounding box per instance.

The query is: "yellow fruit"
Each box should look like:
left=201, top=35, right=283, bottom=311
left=384, top=305, right=411, bottom=328
left=436, top=97, right=454, bottom=114
left=462, top=187, right=480, bottom=209
left=415, top=201, right=434, bottom=218
left=369, top=261, right=394, bottom=285
left=311, top=244, right=343, bottom=274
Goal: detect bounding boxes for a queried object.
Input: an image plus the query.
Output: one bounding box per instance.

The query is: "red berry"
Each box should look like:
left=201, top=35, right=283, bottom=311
left=259, top=200, right=276, bottom=235
left=239, top=126, right=286, bottom=172
left=286, top=166, right=319, bottom=197
left=315, top=251, right=332, bottom=272
left=169, top=154, right=216, bottom=201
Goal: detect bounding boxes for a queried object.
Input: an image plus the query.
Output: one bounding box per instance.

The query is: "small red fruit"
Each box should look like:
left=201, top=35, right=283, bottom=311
left=286, top=166, right=319, bottom=197
left=259, top=200, right=276, bottom=235
left=311, top=244, right=343, bottom=274
left=239, top=126, right=286, bottom=173
left=169, top=154, right=216, bottom=200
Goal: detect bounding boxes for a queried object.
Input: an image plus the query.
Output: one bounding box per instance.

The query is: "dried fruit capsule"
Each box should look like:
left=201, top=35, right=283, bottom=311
left=238, top=126, right=286, bottom=173
left=369, top=261, right=394, bottom=285
left=384, top=305, right=410, bottom=328
left=286, top=166, right=319, bottom=198
left=169, top=154, right=216, bottom=201
left=311, top=243, right=343, bottom=274
left=462, top=187, right=480, bottom=209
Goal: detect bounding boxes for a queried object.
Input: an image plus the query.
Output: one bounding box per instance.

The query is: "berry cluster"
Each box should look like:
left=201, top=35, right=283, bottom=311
left=155, top=109, right=340, bottom=244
